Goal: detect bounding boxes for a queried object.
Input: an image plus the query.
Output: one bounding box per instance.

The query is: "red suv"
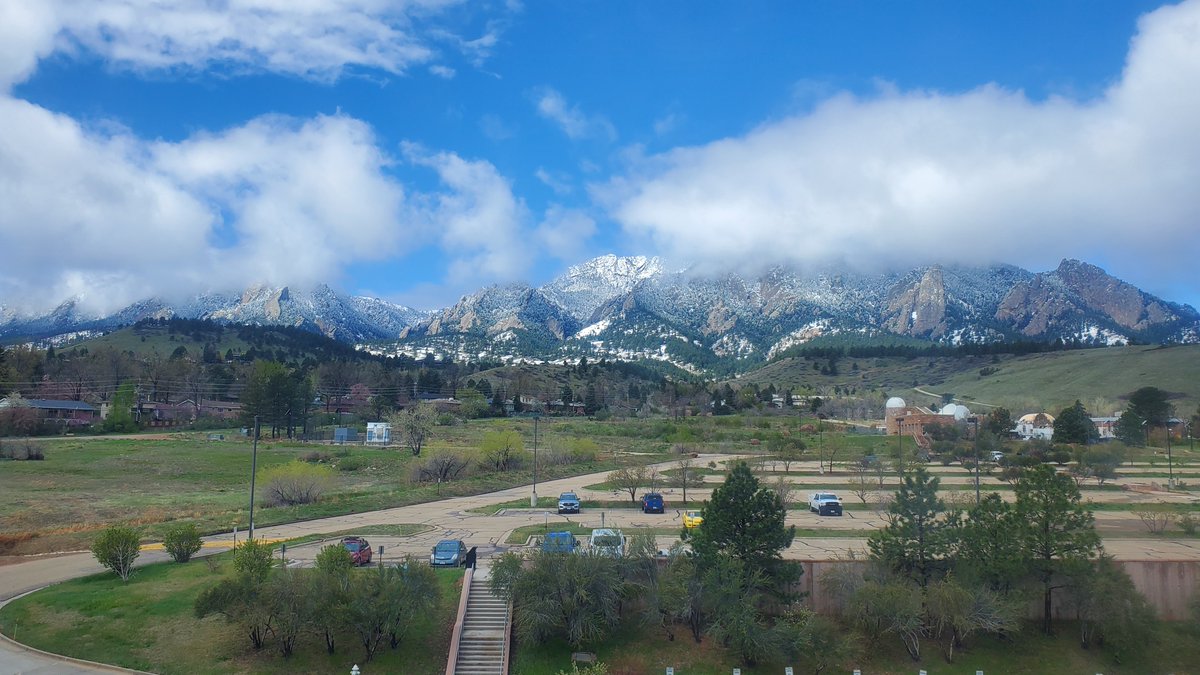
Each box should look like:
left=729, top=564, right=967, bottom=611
left=342, top=536, right=373, bottom=566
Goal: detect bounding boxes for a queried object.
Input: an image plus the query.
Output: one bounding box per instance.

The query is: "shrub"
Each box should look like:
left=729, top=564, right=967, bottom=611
left=315, top=542, right=353, bottom=575
left=261, top=462, right=334, bottom=505
left=0, top=439, right=45, bottom=460
left=337, top=456, right=366, bottom=471
left=233, top=538, right=275, bottom=582
left=162, top=522, right=203, bottom=562
left=1133, top=505, right=1176, bottom=534
left=1178, top=511, right=1198, bottom=535
left=299, top=451, right=332, bottom=463
left=91, top=526, right=141, bottom=581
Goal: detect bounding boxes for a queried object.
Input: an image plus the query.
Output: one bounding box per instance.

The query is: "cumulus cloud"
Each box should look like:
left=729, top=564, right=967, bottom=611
left=536, top=206, right=597, bottom=261
left=403, top=144, right=531, bottom=286
left=0, top=107, right=419, bottom=312
left=0, top=0, right=535, bottom=314
left=535, top=167, right=573, bottom=195
left=603, top=0, right=1200, bottom=297
left=534, top=87, right=617, bottom=141
left=429, top=64, right=457, bottom=79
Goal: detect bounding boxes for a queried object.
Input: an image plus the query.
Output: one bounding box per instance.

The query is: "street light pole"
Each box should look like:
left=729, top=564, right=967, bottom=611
left=530, top=414, right=540, bottom=507
left=1166, top=418, right=1174, bottom=490
left=973, top=419, right=980, bottom=505
left=249, top=415, right=260, bottom=540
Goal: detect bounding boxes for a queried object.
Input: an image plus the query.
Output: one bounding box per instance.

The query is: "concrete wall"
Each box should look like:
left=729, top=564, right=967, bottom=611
left=797, top=559, right=1200, bottom=621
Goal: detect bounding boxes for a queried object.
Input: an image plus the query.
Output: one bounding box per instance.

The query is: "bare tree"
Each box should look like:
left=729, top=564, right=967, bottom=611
left=609, top=465, right=651, bottom=503
left=414, top=453, right=470, bottom=494
left=671, top=457, right=706, bottom=505
left=770, top=474, right=797, bottom=509
left=848, top=460, right=874, bottom=504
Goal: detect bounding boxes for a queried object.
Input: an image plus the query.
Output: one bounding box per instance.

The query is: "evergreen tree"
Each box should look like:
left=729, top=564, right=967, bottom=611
left=1015, top=465, right=1100, bottom=634
left=867, top=468, right=956, bottom=588
left=1052, top=400, right=1098, bottom=444
left=690, top=462, right=796, bottom=581
left=983, top=407, right=1014, bottom=437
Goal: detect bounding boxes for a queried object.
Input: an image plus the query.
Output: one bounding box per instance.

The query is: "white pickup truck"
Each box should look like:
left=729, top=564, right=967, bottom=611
left=809, top=492, right=844, bottom=516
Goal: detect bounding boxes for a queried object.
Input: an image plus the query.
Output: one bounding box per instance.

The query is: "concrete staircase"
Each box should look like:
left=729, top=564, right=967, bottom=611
left=452, top=574, right=510, bottom=675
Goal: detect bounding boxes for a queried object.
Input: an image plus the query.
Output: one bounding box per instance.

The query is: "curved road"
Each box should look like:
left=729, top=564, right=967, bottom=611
left=5, top=454, right=1200, bottom=673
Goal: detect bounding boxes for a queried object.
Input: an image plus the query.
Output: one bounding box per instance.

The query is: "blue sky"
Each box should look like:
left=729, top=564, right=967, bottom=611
left=2, top=0, right=1198, bottom=313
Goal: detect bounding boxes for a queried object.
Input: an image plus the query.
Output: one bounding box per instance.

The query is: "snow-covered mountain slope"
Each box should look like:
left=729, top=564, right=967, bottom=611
left=3, top=255, right=1197, bottom=376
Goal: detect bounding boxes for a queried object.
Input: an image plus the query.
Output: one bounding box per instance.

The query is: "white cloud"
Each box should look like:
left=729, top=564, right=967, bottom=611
left=0, top=105, right=417, bottom=313
left=429, top=64, right=457, bottom=79
left=403, top=144, right=530, bottom=285
left=479, top=113, right=515, bottom=141
left=0, top=0, right=487, bottom=88
left=536, top=206, right=596, bottom=261
left=602, top=0, right=1200, bottom=298
left=653, top=112, right=680, bottom=136
left=535, top=167, right=573, bottom=195
left=533, top=87, right=617, bottom=141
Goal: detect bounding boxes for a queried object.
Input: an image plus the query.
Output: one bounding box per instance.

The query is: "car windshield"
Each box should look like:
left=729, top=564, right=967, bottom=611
left=435, top=542, right=460, bottom=552
left=344, top=541, right=362, bottom=552
left=593, top=536, right=621, bottom=547
left=560, top=493, right=577, bottom=500
left=687, top=511, right=700, bottom=517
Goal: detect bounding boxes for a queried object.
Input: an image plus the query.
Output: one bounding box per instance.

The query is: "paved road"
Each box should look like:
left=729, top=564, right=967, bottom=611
left=5, top=452, right=1200, bottom=673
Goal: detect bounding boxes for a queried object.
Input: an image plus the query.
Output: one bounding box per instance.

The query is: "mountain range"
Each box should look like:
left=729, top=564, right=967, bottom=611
left=2, top=255, right=1197, bottom=375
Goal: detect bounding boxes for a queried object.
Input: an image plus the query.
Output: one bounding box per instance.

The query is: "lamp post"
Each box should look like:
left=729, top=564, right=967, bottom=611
left=972, top=418, right=980, bottom=505
left=249, top=415, right=260, bottom=540
left=530, top=413, right=541, bottom=507
left=1166, top=417, right=1174, bottom=490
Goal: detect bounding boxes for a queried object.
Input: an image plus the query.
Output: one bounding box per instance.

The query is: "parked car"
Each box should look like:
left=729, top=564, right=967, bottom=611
left=588, top=528, right=625, bottom=557
left=557, top=491, right=581, bottom=514
left=640, top=492, right=665, bottom=514
left=342, top=536, right=373, bottom=566
left=809, top=492, right=844, bottom=516
left=990, top=450, right=1005, bottom=462
left=430, top=539, right=468, bottom=566
left=540, top=531, right=580, bottom=554
left=683, top=510, right=704, bottom=529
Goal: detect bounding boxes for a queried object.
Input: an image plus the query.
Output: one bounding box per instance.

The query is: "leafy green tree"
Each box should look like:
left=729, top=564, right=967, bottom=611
left=867, top=468, right=956, bottom=588
left=241, top=361, right=308, bottom=438
left=768, top=435, right=806, bottom=473
left=490, top=550, right=624, bottom=649
left=480, top=429, right=524, bottom=472
left=162, top=523, right=203, bottom=563
left=848, top=579, right=924, bottom=661
left=689, top=463, right=796, bottom=581
left=1080, top=445, right=1124, bottom=485
left=389, top=401, right=436, bottom=457
left=1066, top=556, right=1158, bottom=663
left=1015, top=465, right=1101, bottom=634
left=264, top=570, right=308, bottom=657
left=925, top=576, right=1019, bottom=663
left=91, top=526, right=141, bottom=581
left=1052, top=400, right=1098, bottom=445
left=194, top=576, right=272, bottom=649
left=102, top=382, right=139, bottom=433
left=956, top=494, right=1025, bottom=592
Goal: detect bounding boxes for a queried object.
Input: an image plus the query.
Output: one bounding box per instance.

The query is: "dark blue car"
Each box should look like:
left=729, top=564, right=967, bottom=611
left=640, top=492, right=665, bottom=514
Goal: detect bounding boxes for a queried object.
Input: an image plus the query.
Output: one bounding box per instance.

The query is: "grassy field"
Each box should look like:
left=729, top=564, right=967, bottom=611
left=509, top=616, right=1200, bottom=675
left=3, top=414, right=824, bottom=556
left=917, top=343, right=1200, bottom=413
left=737, top=344, right=1200, bottom=415
left=0, top=557, right=463, bottom=675
left=0, top=415, right=700, bottom=555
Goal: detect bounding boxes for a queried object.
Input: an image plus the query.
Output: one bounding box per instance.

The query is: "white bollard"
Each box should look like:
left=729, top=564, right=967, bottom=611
left=666, top=669, right=674, bottom=675
left=785, top=669, right=794, bottom=675
left=351, top=665, right=360, bottom=675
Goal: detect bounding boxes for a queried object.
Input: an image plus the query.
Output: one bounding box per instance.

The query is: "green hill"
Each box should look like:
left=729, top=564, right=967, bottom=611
left=732, top=344, right=1200, bottom=417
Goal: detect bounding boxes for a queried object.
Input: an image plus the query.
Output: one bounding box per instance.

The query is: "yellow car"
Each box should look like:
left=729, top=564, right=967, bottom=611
left=683, top=510, right=704, bottom=529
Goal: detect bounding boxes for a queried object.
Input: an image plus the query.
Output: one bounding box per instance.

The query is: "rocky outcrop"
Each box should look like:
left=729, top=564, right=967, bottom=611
left=881, top=267, right=949, bottom=337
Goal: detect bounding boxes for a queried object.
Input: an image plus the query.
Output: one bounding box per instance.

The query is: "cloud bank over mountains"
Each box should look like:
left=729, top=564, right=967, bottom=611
left=0, top=0, right=1198, bottom=314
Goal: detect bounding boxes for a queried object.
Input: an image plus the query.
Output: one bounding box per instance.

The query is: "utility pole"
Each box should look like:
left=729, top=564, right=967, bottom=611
left=249, top=415, right=260, bottom=540
left=973, top=419, right=980, bottom=505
